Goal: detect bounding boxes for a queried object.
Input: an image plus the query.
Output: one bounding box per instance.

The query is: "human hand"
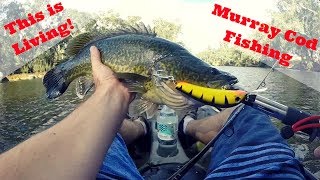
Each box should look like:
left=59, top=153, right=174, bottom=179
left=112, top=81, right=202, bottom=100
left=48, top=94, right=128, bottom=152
left=90, top=46, right=131, bottom=103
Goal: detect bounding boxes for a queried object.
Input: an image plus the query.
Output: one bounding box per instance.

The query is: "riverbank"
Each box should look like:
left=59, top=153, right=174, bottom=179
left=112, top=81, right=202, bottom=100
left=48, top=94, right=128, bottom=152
left=6, top=73, right=45, bottom=82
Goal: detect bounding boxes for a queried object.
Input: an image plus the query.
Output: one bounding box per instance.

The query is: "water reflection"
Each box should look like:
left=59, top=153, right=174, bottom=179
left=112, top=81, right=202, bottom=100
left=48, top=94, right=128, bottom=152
left=0, top=79, right=81, bottom=151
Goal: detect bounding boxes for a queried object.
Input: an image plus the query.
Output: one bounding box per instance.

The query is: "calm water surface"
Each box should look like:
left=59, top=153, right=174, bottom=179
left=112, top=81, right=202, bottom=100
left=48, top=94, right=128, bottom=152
left=0, top=67, right=319, bottom=174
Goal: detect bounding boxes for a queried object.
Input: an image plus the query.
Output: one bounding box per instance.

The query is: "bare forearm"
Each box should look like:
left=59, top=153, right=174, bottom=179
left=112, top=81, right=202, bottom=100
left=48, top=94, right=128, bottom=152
left=0, top=87, right=129, bottom=180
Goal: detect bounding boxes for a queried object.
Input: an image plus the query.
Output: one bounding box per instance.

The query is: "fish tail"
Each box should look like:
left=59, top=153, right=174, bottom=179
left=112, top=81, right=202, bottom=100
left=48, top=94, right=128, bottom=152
left=43, top=66, right=68, bottom=99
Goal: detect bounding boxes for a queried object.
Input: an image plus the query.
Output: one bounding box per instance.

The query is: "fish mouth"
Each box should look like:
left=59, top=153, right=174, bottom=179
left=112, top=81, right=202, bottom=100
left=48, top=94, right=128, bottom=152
left=43, top=76, right=68, bottom=99
left=219, top=71, right=238, bottom=89
left=207, top=74, right=238, bottom=89
left=206, top=68, right=238, bottom=89
left=43, top=67, right=68, bottom=100
left=222, top=78, right=238, bottom=89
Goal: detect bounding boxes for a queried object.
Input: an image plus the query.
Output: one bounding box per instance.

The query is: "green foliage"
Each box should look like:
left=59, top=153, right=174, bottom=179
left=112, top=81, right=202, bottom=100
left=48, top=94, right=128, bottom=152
left=198, top=0, right=320, bottom=69
left=153, top=18, right=182, bottom=42
left=254, top=0, right=320, bottom=71
left=0, top=1, right=26, bottom=74
left=197, top=43, right=261, bottom=67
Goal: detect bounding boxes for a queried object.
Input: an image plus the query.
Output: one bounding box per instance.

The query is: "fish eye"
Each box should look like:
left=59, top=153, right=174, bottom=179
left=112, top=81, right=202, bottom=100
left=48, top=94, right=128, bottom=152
left=235, top=97, right=241, bottom=102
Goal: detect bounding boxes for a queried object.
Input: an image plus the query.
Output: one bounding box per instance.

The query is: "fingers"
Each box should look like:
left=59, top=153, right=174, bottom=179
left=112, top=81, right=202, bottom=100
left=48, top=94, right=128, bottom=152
left=90, top=46, right=102, bottom=70
left=314, top=146, right=320, bottom=158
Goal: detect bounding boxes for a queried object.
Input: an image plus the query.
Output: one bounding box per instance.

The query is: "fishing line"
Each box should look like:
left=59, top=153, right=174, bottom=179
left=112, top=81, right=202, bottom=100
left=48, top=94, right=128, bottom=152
left=256, top=60, right=278, bottom=90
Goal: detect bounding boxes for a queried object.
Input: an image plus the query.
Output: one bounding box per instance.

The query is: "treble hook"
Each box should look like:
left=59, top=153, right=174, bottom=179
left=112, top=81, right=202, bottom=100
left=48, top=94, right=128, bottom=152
left=152, top=70, right=175, bottom=87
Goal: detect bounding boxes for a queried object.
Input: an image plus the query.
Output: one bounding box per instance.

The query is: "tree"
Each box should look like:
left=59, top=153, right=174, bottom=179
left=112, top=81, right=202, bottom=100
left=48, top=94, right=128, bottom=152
left=205, top=0, right=320, bottom=70
left=197, top=43, right=261, bottom=67
left=0, top=0, right=78, bottom=76
left=0, top=1, right=26, bottom=76
left=153, top=18, right=182, bottom=43
left=268, top=0, right=320, bottom=71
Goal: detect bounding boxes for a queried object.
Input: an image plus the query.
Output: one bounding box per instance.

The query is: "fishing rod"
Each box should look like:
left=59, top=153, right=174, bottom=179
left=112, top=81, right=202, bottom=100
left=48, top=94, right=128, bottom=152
left=169, top=94, right=319, bottom=180
left=252, top=60, right=319, bottom=139
left=175, top=81, right=320, bottom=140
left=243, top=93, right=320, bottom=140
left=169, top=81, right=320, bottom=180
left=168, top=104, right=245, bottom=180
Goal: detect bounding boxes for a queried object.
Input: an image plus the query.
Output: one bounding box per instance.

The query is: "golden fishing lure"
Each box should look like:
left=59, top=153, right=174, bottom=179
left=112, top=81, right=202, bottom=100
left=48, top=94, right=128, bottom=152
left=176, top=82, right=247, bottom=108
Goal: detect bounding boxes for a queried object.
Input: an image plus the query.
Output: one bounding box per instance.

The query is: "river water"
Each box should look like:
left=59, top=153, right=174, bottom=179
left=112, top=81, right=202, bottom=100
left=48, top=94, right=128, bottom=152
left=0, top=67, right=319, bottom=175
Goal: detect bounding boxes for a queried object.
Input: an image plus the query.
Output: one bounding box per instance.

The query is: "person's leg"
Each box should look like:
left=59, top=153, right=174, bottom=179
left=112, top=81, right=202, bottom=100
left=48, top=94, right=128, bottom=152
left=185, top=106, right=238, bottom=144
left=96, top=118, right=146, bottom=180
left=186, top=105, right=306, bottom=179
left=118, top=118, right=146, bottom=145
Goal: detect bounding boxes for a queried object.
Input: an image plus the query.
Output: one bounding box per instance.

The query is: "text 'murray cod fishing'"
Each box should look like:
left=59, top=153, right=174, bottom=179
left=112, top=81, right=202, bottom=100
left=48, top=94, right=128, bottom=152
left=212, top=3, right=319, bottom=67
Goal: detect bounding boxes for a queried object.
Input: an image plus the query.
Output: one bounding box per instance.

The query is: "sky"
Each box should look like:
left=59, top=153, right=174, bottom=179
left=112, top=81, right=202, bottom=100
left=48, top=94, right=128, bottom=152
left=62, top=0, right=278, bottom=53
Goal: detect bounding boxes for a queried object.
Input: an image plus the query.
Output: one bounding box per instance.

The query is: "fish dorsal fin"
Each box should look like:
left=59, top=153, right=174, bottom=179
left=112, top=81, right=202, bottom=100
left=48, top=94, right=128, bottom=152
left=66, top=33, right=96, bottom=57
left=66, top=23, right=156, bottom=57
left=107, top=22, right=156, bottom=38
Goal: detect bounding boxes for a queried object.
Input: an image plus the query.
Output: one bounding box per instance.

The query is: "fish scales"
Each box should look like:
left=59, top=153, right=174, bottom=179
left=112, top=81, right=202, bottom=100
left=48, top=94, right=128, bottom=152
left=43, top=24, right=238, bottom=117
left=75, top=35, right=155, bottom=75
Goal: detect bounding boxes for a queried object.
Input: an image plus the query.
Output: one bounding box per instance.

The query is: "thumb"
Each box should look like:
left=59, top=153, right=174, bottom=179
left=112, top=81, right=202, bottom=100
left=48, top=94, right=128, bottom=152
left=90, top=46, right=102, bottom=70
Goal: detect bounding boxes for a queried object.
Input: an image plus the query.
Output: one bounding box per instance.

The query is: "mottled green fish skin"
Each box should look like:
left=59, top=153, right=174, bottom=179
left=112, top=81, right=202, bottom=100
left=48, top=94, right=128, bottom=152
left=65, top=34, right=236, bottom=89
left=43, top=33, right=238, bottom=101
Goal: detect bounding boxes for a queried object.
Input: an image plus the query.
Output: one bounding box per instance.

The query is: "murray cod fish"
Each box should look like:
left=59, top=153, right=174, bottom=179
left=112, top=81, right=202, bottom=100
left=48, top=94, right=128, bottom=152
left=43, top=23, right=238, bottom=118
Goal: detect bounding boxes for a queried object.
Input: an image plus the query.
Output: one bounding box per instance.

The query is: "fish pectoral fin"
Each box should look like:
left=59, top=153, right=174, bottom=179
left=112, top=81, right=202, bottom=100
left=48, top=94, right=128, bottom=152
left=117, top=73, right=149, bottom=93
left=75, top=76, right=94, bottom=99
left=128, top=98, right=156, bottom=119
left=146, top=103, right=159, bottom=119
left=122, top=79, right=145, bottom=93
